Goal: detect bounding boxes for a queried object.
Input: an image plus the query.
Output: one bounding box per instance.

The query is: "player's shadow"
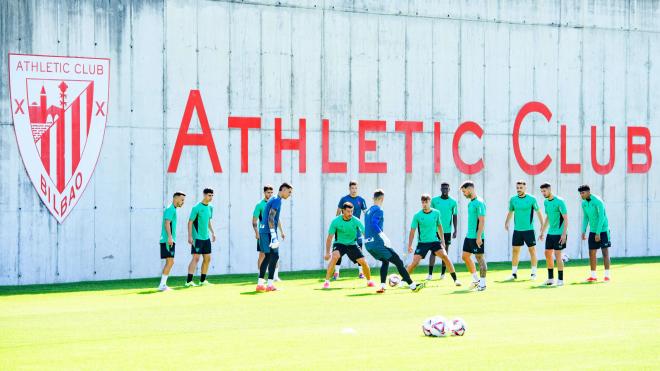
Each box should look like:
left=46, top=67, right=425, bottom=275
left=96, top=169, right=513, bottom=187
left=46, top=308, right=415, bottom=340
left=529, top=285, right=557, bottom=289
left=494, top=279, right=528, bottom=284
left=239, top=290, right=265, bottom=295
left=446, top=289, right=474, bottom=295
left=313, top=288, right=344, bottom=291
left=570, top=281, right=606, bottom=286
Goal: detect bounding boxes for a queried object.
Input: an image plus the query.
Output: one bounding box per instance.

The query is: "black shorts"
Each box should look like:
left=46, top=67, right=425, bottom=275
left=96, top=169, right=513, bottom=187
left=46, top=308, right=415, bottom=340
left=588, top=232, right=611, bottom=250
left=545, top=234, right=566, bottom=250
left=191, top=239, right=212, bottom=255
left=160, top=242, right=175, bottom=259
left=512, top=230, right=536, bottom=247
left=415, top=241, right=443, bottom=258
left=444, top=233, right=452, bottom=246
left=333, top=243, right=364, bottom=263
left=463, top=238, right=485, bottom=254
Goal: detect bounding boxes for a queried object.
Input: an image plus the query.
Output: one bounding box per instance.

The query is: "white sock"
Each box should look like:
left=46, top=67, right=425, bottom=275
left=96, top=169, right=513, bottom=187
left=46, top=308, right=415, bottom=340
left=410, top=282, right=417, bottom=289
left=531, top=266, right=537, bottom=275
left=512, top=266, right=518, bottom=274
left=604, top=270, right=610, bottom=278
left=380, top=283, right=386, bottom=289
left=472, top=272, right=478, bottom=281
left=274, top=267, right=280, bottom=278
left=258, top=278, right=265, bottom=285
left=479, top=277, right=486, bottom=287
left=591, top=270, right=597, bottom=278
left=335, top=266, right=340, bottom=273
left=324, top=279, right=330, bottom=284
left=358, top=266, right=363, bottom=274
left=267, top=279, right=273, bottom=286
left=159, top=275, right=168, bottom=287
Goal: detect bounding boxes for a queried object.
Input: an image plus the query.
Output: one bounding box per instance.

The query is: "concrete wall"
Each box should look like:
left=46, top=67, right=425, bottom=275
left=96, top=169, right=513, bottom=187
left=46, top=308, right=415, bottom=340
left=1, top=0, right=659, bottom=285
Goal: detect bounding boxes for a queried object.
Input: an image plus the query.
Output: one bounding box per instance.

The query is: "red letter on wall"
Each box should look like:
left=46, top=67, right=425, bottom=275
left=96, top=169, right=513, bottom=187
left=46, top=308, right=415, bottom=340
left=395, top=121, right=423, bottom=173
left=513, top=101, right=552, bottom=175
left=359, top=120, right=387, bottom=173
left=590, top=126, right=615, bottom=175
left=168, top=90, right=222, bottom=173
left=627, top=126, right=653, bottom=173
left=452, top=121, right=484, bottom=175
left=560, top=125, right=581, bottom=173
left=322, top=119, right=347, bottom=173
left=275, top=118, right=306, bottom=173
left=434, top=122, right=441, bottom=173
left=228, top=117, right=261, bottom=173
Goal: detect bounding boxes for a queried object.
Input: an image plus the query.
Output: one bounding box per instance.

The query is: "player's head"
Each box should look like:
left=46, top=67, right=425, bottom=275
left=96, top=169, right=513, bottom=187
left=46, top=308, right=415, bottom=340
left=263, top=184, right=274, bottom=200
left=460, top=181, right=475, bottom=198
left=578, top=184, right=591, bottom=200
left=516, top=180, right=527, bottom=196
left=373, top=189, right=385, bottom=204
left=202, top=188, right=214, bottom=203
left=440, top=182, right=450, bottom=196
left=172, top=192, right=186, bottom=207
left=279, top=182, right=293, bottom=199
left=341, top=202, right=354, bottom=219
left=539, top=182, right=552, bottom=198
left=421, top=194, right=431, bottom=210
left=349, top=180, right=358, bottom=196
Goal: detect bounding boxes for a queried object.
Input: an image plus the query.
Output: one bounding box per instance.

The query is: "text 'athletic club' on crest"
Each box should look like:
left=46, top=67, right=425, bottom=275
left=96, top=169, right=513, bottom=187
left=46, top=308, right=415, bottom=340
left=8, top=54, right=110, bottom=223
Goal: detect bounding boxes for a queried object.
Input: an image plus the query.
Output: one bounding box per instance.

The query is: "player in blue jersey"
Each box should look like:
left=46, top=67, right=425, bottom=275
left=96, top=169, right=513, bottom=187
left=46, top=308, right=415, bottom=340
left=256, top=183, right=293, bottom=292
left=333, top=180, right=369, bottom=280
left=364, top=189, right=425, bottom=294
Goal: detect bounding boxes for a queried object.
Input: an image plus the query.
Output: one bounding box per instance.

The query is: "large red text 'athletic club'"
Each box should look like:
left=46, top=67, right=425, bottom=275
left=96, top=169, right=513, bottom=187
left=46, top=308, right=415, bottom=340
left=168, top=90, right=653, bottom=175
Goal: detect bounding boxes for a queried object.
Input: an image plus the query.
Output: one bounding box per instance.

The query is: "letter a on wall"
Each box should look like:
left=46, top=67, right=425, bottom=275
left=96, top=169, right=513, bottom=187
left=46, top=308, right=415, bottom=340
left=8, top=54, right=110, bottom=223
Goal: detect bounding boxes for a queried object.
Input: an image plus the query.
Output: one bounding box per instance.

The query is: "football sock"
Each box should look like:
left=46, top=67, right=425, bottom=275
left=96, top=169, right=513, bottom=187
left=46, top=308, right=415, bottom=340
left=200, top=274, right=206, bottom=282
left=160, top=275, right=168, bottom=287
left=512, top=266, right=518, bottom=274
left=558, top=270, right=563, bottom=280
left=471, top=272, right=478, bottom=282
left=450, top=272, right=457, bottom=281
left=267, top=279, right=273, bottom=286
left=531, top=266, right=537, bottom=275
left=604, top=269, right=610, bottom=278
left=590, top=270, right=596, bottom=278
left=548, top=269, right=554, bottom=279
left=479, top=277, right=486, bottom=287
left=186, top=274, right=193, bottom=283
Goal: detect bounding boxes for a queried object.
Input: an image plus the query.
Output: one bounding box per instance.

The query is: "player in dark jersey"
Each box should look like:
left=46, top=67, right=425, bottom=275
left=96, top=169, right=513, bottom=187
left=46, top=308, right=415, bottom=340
left=252, top=185, right=284, bottom=281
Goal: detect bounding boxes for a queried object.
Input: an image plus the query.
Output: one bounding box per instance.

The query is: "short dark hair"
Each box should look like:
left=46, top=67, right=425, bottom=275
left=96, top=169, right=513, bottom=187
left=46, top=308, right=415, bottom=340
left=279, top=182, right=293, bottom=191
left=349, top=180, right=358, bottom=187
left=421, top=194, right=431, bottom=202
left=578, top=185, right=591, bottom=192
left=342, top=202, right=354, bottom=210
left=440, top=182, right=450, bottom=187
left=460, top=181, right=474, bottom=189
left=203, top=188, right=214, bottom=195
left=516, top=180, right=527, bottom=186
left=540, top=183, right=551, bottom=189
left=173, top=192, right=186, bottom=198
left=263, top=184, right=273, bottom=192
left=373, top=189, right=385, bottom=199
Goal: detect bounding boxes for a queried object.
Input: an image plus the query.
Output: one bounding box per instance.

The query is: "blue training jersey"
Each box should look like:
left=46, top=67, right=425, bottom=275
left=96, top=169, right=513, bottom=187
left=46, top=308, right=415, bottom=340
left=364, top=205, right=384, bottom=239
left=259, top=196, right=282, bottom=233
left=337, top=195, right=368, bottom=219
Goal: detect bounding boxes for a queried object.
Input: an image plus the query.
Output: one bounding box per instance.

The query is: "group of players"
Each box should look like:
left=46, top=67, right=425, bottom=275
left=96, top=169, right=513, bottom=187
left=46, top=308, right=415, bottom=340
left=156, top=180, right=612, bottom=293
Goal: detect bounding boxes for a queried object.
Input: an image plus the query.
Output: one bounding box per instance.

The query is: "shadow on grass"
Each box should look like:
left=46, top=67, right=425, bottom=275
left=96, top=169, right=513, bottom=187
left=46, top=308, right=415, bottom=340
left=570, top=281, right=606, bottom=286
left=239, top=291, right=265, bottom=296
left=1, top=256, right=656, bottom=296
left=446, top=290, right=474, bottom=295
left=528, top=285, right=557, bottom=289
left=313, top=288, right=344, bottom=291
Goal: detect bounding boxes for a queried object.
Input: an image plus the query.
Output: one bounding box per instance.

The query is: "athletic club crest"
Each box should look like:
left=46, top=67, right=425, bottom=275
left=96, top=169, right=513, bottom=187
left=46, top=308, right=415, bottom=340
left=8, top=54, right=110, bottom=223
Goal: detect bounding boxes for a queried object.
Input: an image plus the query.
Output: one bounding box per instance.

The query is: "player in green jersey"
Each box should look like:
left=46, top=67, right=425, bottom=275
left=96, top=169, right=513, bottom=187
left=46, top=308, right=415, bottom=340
left=538, top=183, right=568, bottom=286
left=578, top=185, right=612, bottom=282
left=460, top=181, right=488, bottom=291
left=158, top=192, right=186, bottom=291
left=430, top=182, right=458, bottom=280
left=504, top=180, right=545, bottom=281
left=186, top=188, right=216, bottom=287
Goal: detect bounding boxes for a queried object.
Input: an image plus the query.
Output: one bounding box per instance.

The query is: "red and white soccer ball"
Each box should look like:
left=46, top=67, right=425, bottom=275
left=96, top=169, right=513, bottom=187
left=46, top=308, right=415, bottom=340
left=450, top=318, right=467, bottom=336
left=387, top=274, right=401, bottom=287
left=422, top=316, right=450, bottom=337
left=561, top=253, right=570, bottom=263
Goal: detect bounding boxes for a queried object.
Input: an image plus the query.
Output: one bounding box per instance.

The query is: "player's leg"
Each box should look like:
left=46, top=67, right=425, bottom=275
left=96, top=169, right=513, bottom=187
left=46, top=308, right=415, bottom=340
left=434, top=248, right=460, bottom=286
left=200, top=254, right=211, bottom=284
left=428, top=254, right=436, bottom=280
left=554, top=249, right=564, bottom=286
left=588, top=248, right=598, bottom=281
left=333, top=256, right=342, bottom=280
left=509, top=244, right=522, bottom=280
left=266, top=249, right=280, bottom=290
left=186, top=252, right=200, bottom=287
left=345, top=245, right=372, bottom=285
left=257, top=252, right=271, bottom=291
left=388, top=252, right=424, bottom=292
left=475, top=253, right=487, bottom=290
left=602, top=247, right=611, bottom=281
left=544, top=246, right=555, bottom=285
left=406, top=254, right=423, bottom=275
left=462, top=251, right=478, bottom=288
left=377, top=260, right=389, bottom=293
left=355, top=257, right=373, bottom=285
left=257, top=252, right=265, bottom=271
left=159, top=257, right=174, bottom=291
left=323, top=250, right=342, bottom=288
left=527, top=233, right=538, bottom=280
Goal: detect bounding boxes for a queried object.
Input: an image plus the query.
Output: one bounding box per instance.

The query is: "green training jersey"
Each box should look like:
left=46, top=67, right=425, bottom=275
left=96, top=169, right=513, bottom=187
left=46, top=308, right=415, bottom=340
left=431, top=196, right=457, bottom=233
left=467, top=197, right=486, bottom=239
left=160, top=204, right=177, bottom=244
left=328, top=216, right=365, bottom=245
left=581, top=194, right=609, bottom=234
left=508, top=194, right=539, bottom=231
left=543, top=196, right=568, bottom=236
left=252, top=199, right=267, bottom=229
left=190, top=202, right=214, bottom=241
left=411, top=208, right=442, bottom=243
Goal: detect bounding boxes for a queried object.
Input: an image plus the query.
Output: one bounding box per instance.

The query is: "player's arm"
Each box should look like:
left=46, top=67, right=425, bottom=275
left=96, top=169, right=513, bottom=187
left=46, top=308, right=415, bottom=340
left=335, top=208, right=342, bottom=216
left=324, top=234, right=334, bottom=261
left=252, top=216, right=260, bottom=239
left=208, top=219, right=216, bottom=242
left=436, top=223, right=446, bottom=249
left=560, top=213, right=568, bottom=244
left=407, top=228, right=416, bottom=253
left=581, top=207, right=589, bottom=240
left=539, top=213, right=549, bottom=241
left=535, top=209, right=545, bottom=234
left=165, top=220, right=174, bottom=246
left=278, top=221, right=285, bottom=240
left=504, top=211, right=513, bottom=231
left=452, top=213, right=458, bottom=239
left=476, top=216, right=485, bottom=247
left=594, top=200, right=606, bottom=241
left=187, top=220, right=194, bottom=245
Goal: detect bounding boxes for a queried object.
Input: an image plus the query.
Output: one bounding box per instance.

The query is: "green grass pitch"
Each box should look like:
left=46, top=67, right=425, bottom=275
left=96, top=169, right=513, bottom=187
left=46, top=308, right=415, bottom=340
left=1, top=257, right=659, bottom=370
